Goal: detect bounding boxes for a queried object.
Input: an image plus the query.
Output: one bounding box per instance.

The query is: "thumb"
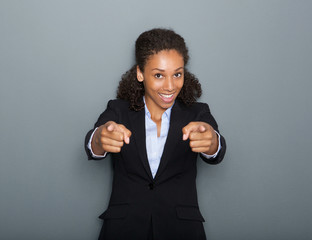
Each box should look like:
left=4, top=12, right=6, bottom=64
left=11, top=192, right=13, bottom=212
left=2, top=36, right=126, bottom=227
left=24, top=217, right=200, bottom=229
left=106, top=122, right=115, bottom=132
left=198, top=125, right=206, bottom=133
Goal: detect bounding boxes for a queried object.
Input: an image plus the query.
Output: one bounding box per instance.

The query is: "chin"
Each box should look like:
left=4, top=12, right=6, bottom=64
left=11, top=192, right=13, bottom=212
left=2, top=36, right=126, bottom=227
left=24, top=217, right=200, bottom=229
left=161, top=102, right=174, bottom=109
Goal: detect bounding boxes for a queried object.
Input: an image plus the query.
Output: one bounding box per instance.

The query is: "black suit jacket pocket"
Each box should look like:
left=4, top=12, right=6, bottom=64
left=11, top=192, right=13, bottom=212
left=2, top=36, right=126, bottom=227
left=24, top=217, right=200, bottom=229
left=99, top=204, right=129, bottom=220
left=176, top=206, right=205, bottom=222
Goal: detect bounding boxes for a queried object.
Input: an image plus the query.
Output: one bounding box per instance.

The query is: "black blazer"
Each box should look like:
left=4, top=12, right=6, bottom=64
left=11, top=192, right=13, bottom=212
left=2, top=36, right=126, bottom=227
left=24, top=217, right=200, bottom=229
left=85, top=99, right=226, bottom=240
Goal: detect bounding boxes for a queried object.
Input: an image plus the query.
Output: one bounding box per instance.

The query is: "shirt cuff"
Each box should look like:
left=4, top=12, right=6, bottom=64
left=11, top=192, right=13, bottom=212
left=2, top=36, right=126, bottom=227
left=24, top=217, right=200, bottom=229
left=87, top=127, right=107, bottom=158
left=200, top=131, right=221, bottom=159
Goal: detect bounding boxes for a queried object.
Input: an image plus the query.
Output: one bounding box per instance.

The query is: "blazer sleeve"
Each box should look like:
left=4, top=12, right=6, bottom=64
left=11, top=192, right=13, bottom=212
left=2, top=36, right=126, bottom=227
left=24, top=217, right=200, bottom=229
left=84, top=100, right=120, bottom=160
left=197, top=103, right=226, bottom=165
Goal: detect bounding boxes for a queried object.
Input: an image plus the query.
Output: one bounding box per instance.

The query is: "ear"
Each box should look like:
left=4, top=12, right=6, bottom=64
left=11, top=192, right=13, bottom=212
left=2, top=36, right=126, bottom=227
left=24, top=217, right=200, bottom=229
left=136, top=65, right=144, bottom=82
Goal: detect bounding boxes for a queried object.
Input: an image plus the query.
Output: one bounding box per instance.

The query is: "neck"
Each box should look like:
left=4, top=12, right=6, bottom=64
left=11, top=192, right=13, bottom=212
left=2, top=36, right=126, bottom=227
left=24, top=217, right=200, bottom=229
left=144, top=98, right=167, bottom=120
left=146, top=105, right=165, bottom=121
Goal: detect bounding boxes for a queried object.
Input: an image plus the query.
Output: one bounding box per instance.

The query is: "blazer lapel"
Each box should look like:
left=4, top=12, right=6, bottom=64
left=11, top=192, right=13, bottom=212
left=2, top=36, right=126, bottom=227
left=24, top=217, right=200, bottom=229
left=154, top=101, right=184, bottom=180
left=128, top=108, right=154, bottom=180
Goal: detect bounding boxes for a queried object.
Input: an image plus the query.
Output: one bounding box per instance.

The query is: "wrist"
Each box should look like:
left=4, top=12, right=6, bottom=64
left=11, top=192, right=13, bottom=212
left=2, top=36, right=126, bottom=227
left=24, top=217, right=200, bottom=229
left=91, top=130, right=105, bottom=155
left=204, top=132, right=219, bottom=155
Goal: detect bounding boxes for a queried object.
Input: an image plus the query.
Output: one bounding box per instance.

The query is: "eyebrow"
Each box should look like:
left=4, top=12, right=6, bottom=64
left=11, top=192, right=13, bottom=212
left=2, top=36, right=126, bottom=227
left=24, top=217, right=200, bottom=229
left=151, top=67, right=184, bottom=72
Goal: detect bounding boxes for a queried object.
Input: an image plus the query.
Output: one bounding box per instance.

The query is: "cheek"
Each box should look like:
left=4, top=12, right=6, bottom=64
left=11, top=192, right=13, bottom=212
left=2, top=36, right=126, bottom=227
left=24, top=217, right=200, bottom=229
left=149, top=81, right=163, bottom=90
left=177, top=78, right=184, bottom=89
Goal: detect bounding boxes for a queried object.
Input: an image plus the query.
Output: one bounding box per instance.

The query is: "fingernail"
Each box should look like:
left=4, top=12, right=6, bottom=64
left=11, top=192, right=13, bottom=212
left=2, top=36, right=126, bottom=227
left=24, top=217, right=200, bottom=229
left=183, top=134, right=187, bottom=141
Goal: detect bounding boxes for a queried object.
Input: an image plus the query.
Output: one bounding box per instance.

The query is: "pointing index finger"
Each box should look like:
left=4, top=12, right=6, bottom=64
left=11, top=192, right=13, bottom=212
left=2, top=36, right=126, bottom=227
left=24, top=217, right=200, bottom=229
left=182, top=122, right=207, bottom=140
left=115, top=124, right=132, bottom=144
left=182, top=122, right=197, bottom=140
left=120, top=125, right=132, bottom=144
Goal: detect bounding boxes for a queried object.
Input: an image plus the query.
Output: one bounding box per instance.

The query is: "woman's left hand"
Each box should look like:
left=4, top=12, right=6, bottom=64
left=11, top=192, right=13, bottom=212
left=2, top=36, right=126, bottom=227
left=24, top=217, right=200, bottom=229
left=182, top=121, right=219, bottom=155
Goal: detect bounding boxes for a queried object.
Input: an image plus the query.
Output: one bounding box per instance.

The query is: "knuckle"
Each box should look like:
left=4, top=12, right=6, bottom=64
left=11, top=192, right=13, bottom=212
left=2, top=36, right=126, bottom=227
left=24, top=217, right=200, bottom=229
left=101, top=136, right=109, bottom=143
left=100, top=130, right=108, bottom=137
left=118, top=134, right=124, bottom=141
left=192, top=148, right=199, bottom=153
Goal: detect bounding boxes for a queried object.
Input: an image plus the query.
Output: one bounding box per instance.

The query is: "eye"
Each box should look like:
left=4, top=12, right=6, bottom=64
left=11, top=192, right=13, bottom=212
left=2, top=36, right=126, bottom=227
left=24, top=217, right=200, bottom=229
left=154, top=73, right=163, bottom=79
left=174, top=72, right=182, bottom=78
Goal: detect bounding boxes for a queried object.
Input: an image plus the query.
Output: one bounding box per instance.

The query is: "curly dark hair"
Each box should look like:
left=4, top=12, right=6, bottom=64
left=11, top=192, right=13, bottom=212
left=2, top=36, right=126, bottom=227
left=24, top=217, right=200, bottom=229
left=117, top=28, right=202, bottom=111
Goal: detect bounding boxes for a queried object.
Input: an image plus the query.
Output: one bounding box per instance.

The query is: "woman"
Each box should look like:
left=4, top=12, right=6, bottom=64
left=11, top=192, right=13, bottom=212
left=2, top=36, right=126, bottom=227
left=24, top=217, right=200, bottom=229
left=85, top=28, right=226, bottom=240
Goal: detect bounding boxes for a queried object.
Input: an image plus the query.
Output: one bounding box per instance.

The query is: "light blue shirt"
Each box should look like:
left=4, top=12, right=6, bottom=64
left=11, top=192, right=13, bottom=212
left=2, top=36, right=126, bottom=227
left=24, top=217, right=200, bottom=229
left=144, top=102, right=172, bottom=178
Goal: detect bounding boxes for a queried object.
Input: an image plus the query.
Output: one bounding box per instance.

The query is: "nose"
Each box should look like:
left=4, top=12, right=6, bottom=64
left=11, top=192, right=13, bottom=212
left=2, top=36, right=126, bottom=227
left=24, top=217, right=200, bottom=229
left=163, top=77, right=174, bottom=91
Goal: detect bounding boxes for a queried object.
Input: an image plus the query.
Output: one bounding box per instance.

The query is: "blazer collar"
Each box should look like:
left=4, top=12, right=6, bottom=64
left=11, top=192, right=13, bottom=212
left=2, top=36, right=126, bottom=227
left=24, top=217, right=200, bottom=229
left=128, top=101, right=185, bottom=181
left=128, top=107, right=153, bottom=180
left=154, top=101, right=184, bottom=180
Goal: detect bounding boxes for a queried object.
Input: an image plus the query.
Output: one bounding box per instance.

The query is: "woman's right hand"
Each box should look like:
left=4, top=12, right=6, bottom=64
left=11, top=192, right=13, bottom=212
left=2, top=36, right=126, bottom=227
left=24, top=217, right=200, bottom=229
left=91, top=121, right=132, bottom=155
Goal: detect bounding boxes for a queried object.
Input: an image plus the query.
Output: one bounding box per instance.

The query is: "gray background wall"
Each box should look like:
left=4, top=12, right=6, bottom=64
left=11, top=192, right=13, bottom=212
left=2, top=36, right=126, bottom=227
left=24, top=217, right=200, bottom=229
left=1, top=0, right=311, bottom=239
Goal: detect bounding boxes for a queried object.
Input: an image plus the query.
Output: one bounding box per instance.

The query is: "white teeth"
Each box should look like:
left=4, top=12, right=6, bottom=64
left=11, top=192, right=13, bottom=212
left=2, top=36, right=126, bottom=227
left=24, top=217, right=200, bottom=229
left=159, top=93, right=173, bottom=98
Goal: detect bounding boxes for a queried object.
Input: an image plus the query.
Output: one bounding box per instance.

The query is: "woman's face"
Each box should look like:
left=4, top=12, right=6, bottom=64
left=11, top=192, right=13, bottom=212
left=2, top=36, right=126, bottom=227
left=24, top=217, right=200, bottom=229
left=137, top=49, right=184, bottom=116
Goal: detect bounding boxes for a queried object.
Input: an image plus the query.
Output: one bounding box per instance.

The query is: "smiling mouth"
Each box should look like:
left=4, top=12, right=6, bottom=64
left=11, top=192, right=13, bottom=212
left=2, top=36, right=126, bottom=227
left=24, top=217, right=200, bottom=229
left=158, top=93, right=175, bottom=103
left=159, top=93, right=174, bottom=98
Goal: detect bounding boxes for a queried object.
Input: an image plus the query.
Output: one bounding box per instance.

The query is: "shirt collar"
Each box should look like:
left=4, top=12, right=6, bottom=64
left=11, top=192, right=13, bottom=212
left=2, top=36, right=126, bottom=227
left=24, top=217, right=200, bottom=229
left=143, top=96, right=173, bottom=119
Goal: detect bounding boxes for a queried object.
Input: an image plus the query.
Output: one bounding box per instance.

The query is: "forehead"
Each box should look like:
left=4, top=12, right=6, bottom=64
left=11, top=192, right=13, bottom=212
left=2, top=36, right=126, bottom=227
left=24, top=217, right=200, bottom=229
left=145, top=50, right=184, bottom=70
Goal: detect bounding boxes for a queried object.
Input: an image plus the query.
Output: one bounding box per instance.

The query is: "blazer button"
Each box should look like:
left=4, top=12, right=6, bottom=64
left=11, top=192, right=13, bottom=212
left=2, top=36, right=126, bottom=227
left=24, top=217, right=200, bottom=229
left=148, top=183, right=154, bottom=190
